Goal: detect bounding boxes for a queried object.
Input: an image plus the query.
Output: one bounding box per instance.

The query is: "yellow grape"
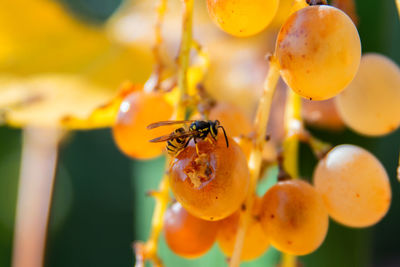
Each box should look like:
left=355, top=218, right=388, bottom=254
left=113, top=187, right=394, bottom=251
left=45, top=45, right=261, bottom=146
left=335, top=53, right=400, bottom=136
left=276, top=5, right=361, bottom=100
left=313, top=144, right=391, bottom=228
left=206, top=0, right=279, bottom=37
left=302, top=98, right=345, bottom=131
left=217, top=197, right=270, bottom=261
left=112, top=91, right=173, bottom=160
left=163, top=202, right=219, bottom=258
left=169, top=137, right=250, bottom=221
left=209, top=102, right=253, bottom=137
left=260, top=180, right=329, bottom=255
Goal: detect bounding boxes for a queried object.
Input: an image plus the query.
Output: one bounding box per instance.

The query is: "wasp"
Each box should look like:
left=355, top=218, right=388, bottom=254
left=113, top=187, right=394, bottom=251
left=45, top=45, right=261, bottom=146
left=147, top=120, right=229, bottom=156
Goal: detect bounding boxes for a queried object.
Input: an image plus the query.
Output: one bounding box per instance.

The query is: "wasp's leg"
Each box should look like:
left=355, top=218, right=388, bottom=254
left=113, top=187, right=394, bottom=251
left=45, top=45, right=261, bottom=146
left=205, top=136, right=214, bottom=145
left=194, top=138, right=200, bottom=155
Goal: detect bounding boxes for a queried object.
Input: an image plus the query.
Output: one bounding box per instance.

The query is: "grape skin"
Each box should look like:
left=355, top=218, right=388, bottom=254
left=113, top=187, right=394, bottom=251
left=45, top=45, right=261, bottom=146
left=206, top=0, right=279, bottom=37
left=112, top=91, right=173, bottom=160
left=217, top=197, right=270, bottom=261
left=335, top=53, right=400, bottom=136
left=276, top=5, right=361, bottom=100
left=260, top=180, right=329, bottom=255
left=164, top=202, right=219, bottom=258
left=313, top=144, right=391, bottom=227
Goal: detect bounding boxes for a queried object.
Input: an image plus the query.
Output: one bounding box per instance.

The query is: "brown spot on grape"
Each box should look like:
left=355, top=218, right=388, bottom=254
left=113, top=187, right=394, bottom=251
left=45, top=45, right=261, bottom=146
left=215, top=196, right=218, bottom=199
left=287, top=240, right=293, bottom=245
left=241, top=204, right=246, bottom=211
left=356, top=193, right=360, bottom=198
left=270, top=214, right=275, bottom=219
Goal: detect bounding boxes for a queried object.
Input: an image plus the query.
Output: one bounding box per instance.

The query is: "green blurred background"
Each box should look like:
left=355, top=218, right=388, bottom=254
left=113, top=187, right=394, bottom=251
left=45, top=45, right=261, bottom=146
left=0, top=0, right=399, bottom=266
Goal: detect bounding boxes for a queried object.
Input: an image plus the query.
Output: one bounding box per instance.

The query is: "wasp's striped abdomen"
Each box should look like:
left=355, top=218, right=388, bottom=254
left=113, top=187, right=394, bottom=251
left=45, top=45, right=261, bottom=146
left=166, top=127, right=187, bottom=155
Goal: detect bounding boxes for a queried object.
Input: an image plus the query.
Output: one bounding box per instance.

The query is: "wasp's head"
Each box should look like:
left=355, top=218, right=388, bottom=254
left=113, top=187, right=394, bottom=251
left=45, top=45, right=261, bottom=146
left=210, top=120, right=220, bottom=138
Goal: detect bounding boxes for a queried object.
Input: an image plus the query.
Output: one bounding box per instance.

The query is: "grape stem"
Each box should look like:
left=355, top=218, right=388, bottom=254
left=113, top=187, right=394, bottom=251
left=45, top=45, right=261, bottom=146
left=144, top=0, right=167, bottom=93
left=176, top=0, right=194, bottom=120
left=134, top=1, right=194, bottom=266
left=134, top=175, right=170, bottom=267
left=229, top=56, right=280, bottom=267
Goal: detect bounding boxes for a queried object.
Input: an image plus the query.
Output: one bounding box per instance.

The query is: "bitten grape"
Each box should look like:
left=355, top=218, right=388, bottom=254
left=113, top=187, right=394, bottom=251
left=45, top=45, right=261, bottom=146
left=206, top=0, right=279, bottom=37
left=276, top=5, right=361, bottom=100
left=335, top=53, right=400, bottom=136
left=169, top=137, right=250, bottom=221
left=113, top=91, right=173, bottom=160
left=313, top=144, right=391, bottom=227
left=164, top=202, right=219, bottom=258
left=260, top=180, right=329, bottom=255
left=217, top=197, right=270, bottom=261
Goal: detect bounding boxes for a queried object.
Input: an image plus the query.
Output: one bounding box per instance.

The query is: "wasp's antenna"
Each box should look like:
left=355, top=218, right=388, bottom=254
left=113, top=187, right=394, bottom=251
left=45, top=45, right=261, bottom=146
left=218, top=126, right=229, bottom=147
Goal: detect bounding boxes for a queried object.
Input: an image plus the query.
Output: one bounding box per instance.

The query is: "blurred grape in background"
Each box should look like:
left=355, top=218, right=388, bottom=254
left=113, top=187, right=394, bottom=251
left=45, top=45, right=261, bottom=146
left=0, top=0, right=399, bottom=267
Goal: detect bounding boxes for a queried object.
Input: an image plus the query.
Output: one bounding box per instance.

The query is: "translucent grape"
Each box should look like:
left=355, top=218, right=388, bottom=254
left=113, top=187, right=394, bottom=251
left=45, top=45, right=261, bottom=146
left=112, top=91, right=173, bottom=160
left=217, top=197, right=270, bottom=261
left=313, top=144, right=391, bottom=227
left=206, top=0, right=279, bottom=37
left=209, top=102, right=253, bottom=137
left=260, top=180, right=329, bottom=255
left=302, top=98, right=345, bottom=131
left=164, top=202, right=219, bottom=258
left=169, top=137, right=250, bottom=221
left=335, top=53, right=400, bottom=136
left=276, top=5, right=361, bottom=100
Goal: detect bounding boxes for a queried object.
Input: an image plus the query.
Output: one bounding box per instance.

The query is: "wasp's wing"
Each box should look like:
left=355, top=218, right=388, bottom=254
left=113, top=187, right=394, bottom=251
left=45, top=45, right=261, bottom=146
left=147, top=120, right=196, bottom=129
left=149, top=131, right=199, bottom=143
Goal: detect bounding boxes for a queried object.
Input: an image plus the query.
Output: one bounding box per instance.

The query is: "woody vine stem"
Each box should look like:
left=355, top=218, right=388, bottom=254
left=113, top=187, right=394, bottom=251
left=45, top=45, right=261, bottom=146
left=134, top=0, right=194, bottom=266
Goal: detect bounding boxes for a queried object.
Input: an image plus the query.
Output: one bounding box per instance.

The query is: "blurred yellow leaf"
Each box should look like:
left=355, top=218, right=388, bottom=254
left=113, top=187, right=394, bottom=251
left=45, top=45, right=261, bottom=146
left=0, top=0, right=153, bottom=88
left=0, top=0, right=155, bottom=128
left=0, top=75, right=140, bottom=129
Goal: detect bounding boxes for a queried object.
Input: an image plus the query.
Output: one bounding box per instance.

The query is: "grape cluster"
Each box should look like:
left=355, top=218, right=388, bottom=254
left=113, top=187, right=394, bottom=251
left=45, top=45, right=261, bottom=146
left=112, top=0, right=397, bottom=265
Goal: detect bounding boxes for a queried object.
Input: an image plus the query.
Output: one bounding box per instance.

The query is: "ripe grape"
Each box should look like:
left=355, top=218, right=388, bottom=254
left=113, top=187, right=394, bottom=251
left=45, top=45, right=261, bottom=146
left=164, top=202, right=219, bottom=258
left=302, top=98, right=345, bottom=131
left=276, top=5, right=361, bottom=100
left=271, top=0, right=295, bottom=26
left=217, top=197, right=270, bottom=261
left=112, top=90, right=173, bottom=160
left=209, top=102, right=253, bottom=137
left=335, top=53, right=400, bottom=136
left=260, top=180, right=329, bottom=255
left=206, top=0, right=279, bottom=37
left=313, top=144, right=391, bottom=227
left=169, top=137, right=250, bottom=221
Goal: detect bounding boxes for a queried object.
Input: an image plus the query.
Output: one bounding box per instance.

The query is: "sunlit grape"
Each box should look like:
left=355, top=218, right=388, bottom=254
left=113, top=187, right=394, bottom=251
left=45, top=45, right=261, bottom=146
left=169, top=137, right=250, bottom=221
left=276, top=5, right=361, bottom=100
left=112, top=90, right=173, bottom=160
left=217, top=197, right=270, bottom=261
left=313, top=144, right=391, bottom=227
left=260, top=180, right=329, bottom=255
left=164, top=202, right=219, bottom=258
left=335, top=53, right=400, bottom=136
left=206, top=0, right=279, bottom=37
left=209, top=102, right=253, bottom=137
